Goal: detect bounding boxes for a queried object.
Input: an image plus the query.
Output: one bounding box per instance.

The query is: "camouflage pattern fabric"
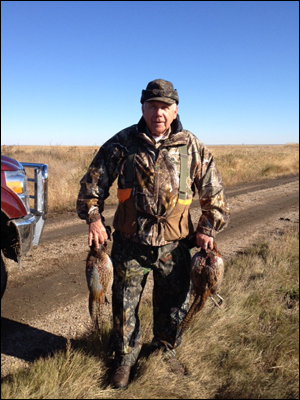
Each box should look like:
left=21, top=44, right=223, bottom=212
left=108, top=231, right=191, bottom=366
left=77, top=115, right=230, bottom=246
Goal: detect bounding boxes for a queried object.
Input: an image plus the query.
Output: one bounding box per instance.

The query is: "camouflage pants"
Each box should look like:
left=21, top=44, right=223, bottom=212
left=109, top=231, right=191, bottom=367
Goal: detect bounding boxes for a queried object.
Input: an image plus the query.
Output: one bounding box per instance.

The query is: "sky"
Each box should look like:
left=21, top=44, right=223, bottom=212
left=1, top=1, right=299, bottom=146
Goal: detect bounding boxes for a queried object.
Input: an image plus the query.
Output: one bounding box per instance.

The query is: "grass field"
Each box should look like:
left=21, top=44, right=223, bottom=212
left=1, top=143, right=299, bottom=214
left=1, top=225, right=298, bottom=399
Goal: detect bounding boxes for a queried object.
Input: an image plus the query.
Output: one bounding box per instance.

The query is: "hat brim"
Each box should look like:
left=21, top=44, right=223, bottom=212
left=144, top=97, right=176, bottom=105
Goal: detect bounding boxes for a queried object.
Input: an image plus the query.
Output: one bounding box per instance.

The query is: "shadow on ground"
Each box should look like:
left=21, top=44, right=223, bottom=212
left=1, top=317, right=67, bottom=363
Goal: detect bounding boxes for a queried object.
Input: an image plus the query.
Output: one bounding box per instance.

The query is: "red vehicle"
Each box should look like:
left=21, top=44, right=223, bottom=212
left=1, top=155, right=48, bottom=298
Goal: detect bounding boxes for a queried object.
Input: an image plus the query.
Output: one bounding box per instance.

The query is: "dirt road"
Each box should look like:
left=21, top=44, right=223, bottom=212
left=1, top=174, right=299, bottom=377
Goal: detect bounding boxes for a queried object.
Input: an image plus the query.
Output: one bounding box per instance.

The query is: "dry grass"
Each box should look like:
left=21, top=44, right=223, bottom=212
left=1, top=143, right=299, bottom=215
left=209, top=143, right=299, bottom=186
left=1, top=226, right=298, bottom=399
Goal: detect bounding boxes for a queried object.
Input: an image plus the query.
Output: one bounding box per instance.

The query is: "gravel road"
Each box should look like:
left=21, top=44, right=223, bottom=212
left=1, top=174, right=299, bottom=377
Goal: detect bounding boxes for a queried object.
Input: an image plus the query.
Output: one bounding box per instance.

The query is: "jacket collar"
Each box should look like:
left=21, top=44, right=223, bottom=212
left=136, top=115, right=187, bottom=146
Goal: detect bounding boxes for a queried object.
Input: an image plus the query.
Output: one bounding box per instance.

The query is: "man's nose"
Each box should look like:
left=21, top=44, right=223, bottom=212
left=155, top=107, right=163, bottom=116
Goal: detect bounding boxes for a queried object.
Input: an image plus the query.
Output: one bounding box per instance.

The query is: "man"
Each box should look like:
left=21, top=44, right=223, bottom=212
left=77, top=79, right=230, bottom=388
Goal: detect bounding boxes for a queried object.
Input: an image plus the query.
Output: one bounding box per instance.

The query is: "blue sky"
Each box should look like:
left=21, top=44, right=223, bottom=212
left=1, top=1, right=299, bottom=146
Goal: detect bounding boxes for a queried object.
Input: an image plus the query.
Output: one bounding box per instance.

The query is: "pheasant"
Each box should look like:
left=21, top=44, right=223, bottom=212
left=85, top=241, right=113, bottom=340
left=174, top=242, right=224, bottom=345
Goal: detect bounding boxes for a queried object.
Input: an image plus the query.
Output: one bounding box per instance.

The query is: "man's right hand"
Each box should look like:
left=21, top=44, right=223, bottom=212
left=88, top=219, right=108, bottom=247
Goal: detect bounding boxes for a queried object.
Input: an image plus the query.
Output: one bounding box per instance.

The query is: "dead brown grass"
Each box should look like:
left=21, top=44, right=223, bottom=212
left=1, top=144, right=299, bottom=215
left=209, top=143, right=299, bottom=186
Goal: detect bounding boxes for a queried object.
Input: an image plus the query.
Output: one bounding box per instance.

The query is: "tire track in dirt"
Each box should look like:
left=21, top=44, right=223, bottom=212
left=39, top=174, right=299, bottom=243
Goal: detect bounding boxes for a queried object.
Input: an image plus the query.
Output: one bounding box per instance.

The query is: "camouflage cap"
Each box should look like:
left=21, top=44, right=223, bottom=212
left=141, top=79, right=179, bottom=105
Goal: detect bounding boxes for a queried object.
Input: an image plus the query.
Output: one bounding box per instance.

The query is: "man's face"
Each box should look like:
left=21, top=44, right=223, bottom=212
left=142, top=101, right=178, bottom=137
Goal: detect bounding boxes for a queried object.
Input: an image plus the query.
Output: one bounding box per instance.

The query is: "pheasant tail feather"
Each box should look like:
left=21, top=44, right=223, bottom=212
left=89, top=295, right=102, bottom=340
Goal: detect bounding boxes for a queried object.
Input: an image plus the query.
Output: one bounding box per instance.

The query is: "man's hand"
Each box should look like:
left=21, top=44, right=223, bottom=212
left=88, top=219, right=108, bottom=247
left=196, top=232, right=214, bottom=250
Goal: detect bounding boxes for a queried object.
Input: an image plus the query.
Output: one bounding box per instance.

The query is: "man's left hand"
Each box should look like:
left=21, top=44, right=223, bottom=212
left=196, top=232, right=214, bottom=250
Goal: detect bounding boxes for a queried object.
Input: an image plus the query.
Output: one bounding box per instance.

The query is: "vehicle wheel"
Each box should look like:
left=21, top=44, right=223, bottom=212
left=1, top=252, right=8, bottom=298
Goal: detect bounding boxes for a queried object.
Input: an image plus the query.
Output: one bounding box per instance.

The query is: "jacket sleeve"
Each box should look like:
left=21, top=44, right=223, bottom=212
left=195, top=147, right=230, bottom=238
left=76, top=135, right=127, bottom=223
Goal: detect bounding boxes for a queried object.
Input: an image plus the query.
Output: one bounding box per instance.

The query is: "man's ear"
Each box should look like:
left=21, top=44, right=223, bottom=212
left=173, top=104, right=178, bottom=119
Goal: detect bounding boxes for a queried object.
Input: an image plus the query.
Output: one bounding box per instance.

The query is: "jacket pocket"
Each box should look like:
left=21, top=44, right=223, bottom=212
left=164, top=199, right=193, bottom=241
left=113, top=190, right=137, bottom=234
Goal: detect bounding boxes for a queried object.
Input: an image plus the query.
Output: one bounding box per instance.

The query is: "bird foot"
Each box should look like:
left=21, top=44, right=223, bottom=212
left=210, top=294, right=224, bottom=307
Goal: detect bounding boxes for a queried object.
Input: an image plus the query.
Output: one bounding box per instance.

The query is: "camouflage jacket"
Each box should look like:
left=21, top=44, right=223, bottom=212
left=77, top=116, right=230, bottom=246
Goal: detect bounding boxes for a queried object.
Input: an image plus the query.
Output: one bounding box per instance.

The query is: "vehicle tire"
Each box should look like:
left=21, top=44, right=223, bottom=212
left=1, top=252, right=8, bottom=298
